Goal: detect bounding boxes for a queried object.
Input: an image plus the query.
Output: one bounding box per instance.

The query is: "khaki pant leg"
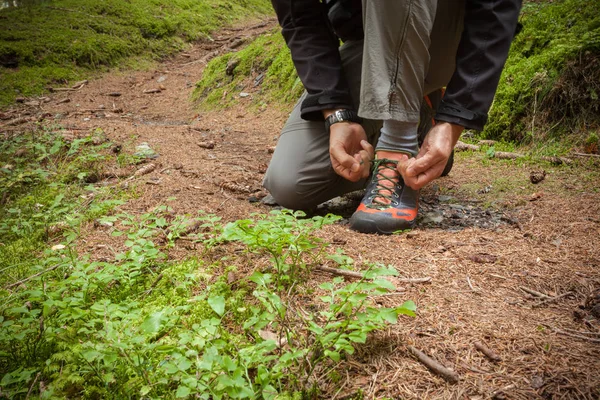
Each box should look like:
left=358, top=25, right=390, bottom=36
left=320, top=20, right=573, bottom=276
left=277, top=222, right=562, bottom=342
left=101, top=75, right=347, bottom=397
left=263, top=40, right=381, bottom=210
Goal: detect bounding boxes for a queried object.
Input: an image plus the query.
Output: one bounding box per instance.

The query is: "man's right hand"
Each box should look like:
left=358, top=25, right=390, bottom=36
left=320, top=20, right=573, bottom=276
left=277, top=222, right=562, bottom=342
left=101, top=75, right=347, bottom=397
left=328, top=121, right=373, bottom=182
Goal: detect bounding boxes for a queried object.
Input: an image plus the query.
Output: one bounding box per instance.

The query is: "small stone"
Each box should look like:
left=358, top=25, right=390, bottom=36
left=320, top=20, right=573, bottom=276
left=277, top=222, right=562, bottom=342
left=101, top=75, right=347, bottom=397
left=157, top=75, right=166, bottom=83
left=51, top=244, right=66, bottom=251
left=239, top=92, right=250, bottom=98
left=261, top=194, right=278, bottom=206
left=134, top=142, right=159, bottom=159
left=197, top=141, right=215, bottom=149
left=226, top=59, right=239, bottom=76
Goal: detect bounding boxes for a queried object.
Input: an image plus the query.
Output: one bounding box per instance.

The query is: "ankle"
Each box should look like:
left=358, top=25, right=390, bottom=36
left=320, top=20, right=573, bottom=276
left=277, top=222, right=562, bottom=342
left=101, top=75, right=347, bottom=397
left=376, top=150, right=411, bottom=162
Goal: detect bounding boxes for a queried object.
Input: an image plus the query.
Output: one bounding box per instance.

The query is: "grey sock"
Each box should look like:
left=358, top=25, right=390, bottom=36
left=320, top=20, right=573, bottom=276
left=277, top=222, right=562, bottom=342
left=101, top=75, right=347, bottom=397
left=375, top=120, right=419, bottom=156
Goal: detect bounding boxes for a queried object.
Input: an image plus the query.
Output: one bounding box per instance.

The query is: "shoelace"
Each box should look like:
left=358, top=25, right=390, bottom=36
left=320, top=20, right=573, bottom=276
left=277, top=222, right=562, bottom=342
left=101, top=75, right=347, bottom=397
left=367, top=158, right=401, bottom=209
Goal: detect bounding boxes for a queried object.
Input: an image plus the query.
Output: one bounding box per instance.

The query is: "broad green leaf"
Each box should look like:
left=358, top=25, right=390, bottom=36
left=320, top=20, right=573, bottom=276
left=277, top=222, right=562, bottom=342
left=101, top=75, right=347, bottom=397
left=208, top=295, right=226, bottom=316
left=140, top=311, right=165, bottom=334
left=176, top=385, right=191, bottom=398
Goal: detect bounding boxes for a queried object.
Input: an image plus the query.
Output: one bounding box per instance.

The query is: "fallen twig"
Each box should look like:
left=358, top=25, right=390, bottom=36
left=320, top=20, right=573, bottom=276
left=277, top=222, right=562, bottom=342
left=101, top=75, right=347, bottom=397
left=519, top=286, right=551, bottom=299
left=540, top=156, right=573, bottom=165
left=6, top=265, right=61, bottom=289
left=532, top=291, right=574, bottom=308
left=133, top=163, right=156, bottom=177
left=314, top=265, right=431, bottom=284
left=493, top=151, right=524, bottom=160
left=455, top=141, right=480, bottom=151
left=474, top=341, right=502, bottom=362
left=407, top=345, right=460, bottom=384
left=572, top=152, right=600, bottom=158
left=1, top=117, right=30, bottom=128
left=544, top=325, right=600, bottom=343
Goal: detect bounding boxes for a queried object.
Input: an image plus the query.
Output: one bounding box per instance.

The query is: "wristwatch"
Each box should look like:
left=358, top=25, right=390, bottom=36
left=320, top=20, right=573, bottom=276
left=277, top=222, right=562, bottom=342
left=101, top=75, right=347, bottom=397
left=324, top=109, right=362, bottom=132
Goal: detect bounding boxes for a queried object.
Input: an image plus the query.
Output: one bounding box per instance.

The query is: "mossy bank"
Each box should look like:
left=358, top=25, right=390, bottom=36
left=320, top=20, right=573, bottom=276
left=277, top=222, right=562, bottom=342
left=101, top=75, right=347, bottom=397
left=0, top=0, right=273, bottom=106
left=195, top=0, right=599, bottom=146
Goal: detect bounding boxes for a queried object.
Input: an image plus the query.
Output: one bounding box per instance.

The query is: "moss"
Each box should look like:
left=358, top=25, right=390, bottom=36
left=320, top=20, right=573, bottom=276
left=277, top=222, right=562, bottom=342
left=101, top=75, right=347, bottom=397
left=484, top=0, right=600, bottom=142
left=193, top=31, right=302, bottom=110
left=0, top=0, right=273, bottom=106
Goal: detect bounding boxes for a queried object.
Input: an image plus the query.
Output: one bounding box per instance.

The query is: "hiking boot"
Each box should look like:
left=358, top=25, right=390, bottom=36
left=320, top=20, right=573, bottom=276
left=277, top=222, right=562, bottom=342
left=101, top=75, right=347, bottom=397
left=349, top=158, right=418, bottom=234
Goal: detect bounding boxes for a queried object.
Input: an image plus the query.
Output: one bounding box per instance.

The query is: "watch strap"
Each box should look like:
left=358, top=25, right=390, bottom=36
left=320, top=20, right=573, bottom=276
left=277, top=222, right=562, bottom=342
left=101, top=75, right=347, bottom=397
left=325, top=109, right=362, bottom=132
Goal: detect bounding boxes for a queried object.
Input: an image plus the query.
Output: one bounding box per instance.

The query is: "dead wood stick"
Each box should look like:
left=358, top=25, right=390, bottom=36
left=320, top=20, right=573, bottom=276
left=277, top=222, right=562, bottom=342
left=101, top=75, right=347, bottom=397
left=560, top=328, right=600, bottom=336
left=572, top=152, right=600, bottom=158
left=474, top=341, right=502, bottom=362
left=454, top=141, right=480, bottom=151
left=407, top=345, right=460, bottom=384
left=493, top=151, right=524, bottom=160
left=532, top=291, right=574, bottom=308
left=314, top=265, right=431, bottom=283
left=315, top=265, right=362, bottom=279
left=1, top=117, right=30, bottom=128
left=71, top=80, right=88, bottom=88
left=540, top=156, right=573, bottom=165
left=519, top=286, right=551, bottom=299
left=6, top=265, right=61, bottom=289
left=397, top=276, right=432, bottom=283
left=545, top=325, right=600, bottom=343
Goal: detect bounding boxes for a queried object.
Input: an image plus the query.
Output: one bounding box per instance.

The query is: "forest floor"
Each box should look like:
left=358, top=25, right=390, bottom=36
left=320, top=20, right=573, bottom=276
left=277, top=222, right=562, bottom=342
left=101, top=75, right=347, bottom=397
left=2, top=19, right=600, bottom=399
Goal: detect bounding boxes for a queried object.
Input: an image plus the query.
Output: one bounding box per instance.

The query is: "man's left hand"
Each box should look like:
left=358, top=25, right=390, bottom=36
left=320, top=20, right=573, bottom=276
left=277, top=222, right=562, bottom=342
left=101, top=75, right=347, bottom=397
left=398, top=122, right=464, bottom=190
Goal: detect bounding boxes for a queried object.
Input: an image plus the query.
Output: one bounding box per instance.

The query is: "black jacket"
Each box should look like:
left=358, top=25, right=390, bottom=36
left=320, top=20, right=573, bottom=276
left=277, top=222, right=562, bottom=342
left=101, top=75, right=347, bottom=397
left=271, top=0, right=521, bottom=130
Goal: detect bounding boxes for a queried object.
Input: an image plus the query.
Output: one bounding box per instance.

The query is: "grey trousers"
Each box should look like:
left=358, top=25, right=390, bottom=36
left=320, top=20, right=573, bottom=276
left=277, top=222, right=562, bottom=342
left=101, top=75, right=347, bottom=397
left=263, top=0, right=465, bottom=210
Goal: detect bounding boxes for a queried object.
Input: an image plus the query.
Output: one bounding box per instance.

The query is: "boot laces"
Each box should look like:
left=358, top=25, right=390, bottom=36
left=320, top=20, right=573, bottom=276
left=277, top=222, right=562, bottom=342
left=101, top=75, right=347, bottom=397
left=367, top=158, right=401, bottom=209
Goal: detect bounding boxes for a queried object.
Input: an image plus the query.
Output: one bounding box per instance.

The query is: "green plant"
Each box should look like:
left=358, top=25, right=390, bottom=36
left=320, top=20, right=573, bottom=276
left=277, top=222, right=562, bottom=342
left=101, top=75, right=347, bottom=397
left=1, top=208, right=416, bottom=398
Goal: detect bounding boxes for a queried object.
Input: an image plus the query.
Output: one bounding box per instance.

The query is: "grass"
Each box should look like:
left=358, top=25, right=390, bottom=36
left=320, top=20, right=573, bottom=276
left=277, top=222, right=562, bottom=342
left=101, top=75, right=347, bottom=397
left=0, top=0, right=274, bottom=106
left=193, top=30, right=302, bottom=111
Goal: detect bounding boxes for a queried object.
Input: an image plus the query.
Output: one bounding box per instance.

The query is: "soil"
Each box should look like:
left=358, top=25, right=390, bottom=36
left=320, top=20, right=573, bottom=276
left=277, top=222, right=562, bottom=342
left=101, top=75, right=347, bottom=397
left=3, top=19, right=600, bottom=400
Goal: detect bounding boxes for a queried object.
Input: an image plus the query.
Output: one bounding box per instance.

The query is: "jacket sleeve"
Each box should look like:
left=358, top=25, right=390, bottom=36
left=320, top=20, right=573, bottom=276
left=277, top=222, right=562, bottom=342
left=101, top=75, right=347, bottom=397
left=435, top=0, right=522, bottom=130
left=272, top=0, right=354, bottom=121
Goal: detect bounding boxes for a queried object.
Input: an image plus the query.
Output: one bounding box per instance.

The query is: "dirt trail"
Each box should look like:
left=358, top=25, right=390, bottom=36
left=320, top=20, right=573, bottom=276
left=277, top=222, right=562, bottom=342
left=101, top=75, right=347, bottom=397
left=6, top=19, right=600, bottom=399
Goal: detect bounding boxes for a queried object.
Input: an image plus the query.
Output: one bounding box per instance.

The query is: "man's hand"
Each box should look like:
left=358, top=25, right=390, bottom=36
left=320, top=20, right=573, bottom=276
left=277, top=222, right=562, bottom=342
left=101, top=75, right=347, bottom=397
left=398, top=122, right=463, bottom=189
left=329, top=122, right=373, bottom=181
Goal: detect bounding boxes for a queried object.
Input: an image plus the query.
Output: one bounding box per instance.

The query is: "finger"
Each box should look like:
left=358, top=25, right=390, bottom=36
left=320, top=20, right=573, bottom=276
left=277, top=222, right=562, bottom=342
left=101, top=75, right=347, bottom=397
left=405, top=152, right=442, bottom=177
left=356, top=150, right=371, bottom=178
left=331, top=144, right=360, bottom=173
left=404, top=162, right=445, bottom=189
left=398, top=157, right=416, bottom=179
left=332, top=159, right=362, bottom=182
left=360, top=140, right=374, bottom=160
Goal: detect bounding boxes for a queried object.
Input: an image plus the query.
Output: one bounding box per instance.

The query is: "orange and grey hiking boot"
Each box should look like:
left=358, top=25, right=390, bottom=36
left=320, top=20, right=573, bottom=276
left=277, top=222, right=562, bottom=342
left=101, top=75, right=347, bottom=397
left=349, top=158, right=418, bottom=234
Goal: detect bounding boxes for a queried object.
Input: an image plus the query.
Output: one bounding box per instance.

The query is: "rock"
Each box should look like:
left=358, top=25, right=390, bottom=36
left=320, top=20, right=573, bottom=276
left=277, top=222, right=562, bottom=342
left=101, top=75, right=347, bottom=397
left=134, top=142, right=159, bottom=159
left=438, top=195, right=454, bottom=202
left=421, top=212, right=444, bottom=224
left=226, top=58, right=239, bottom=76
left=239, top=92, right=250, bottom=98
left=260, top=194, right=278, bottom=206
left=197, top=141, right=215, bottom=149
left=157, top=75, right=167, bottom=83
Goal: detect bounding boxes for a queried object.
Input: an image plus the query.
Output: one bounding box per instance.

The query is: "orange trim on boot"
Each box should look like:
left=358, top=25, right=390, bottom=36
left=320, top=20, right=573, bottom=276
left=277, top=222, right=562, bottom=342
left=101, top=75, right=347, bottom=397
left=355, top=203, right=417, bottom=221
